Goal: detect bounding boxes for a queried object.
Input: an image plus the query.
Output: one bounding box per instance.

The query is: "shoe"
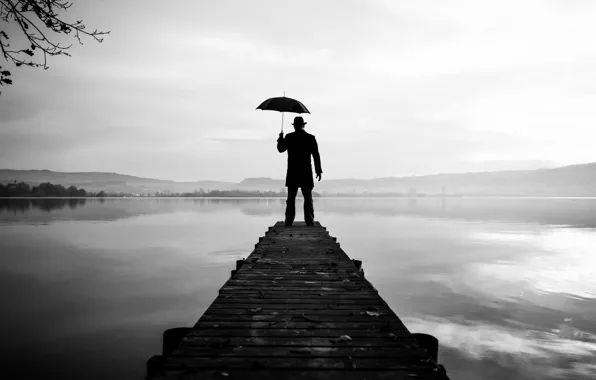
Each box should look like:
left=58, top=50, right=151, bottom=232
left=285, top=222, right=292, bottom=227
left=306, top=222, right=314, bottom=226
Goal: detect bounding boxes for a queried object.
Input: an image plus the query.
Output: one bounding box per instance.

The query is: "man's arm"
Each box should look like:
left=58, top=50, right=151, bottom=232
left=312, top=136, right=322, bottom=180
left=277, top=133, right=287, bottom=153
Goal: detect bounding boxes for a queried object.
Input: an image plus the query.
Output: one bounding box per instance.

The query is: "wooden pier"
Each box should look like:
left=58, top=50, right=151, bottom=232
left=148, top=221, right=450, bottom=379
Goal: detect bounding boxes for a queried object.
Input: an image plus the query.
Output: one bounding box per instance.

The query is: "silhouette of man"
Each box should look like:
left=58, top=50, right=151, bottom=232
left=277, top=116, right=322, bottom=226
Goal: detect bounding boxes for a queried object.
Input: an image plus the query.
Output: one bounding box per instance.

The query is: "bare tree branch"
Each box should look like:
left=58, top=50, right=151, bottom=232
left=0, top=0, right=109, bottom=94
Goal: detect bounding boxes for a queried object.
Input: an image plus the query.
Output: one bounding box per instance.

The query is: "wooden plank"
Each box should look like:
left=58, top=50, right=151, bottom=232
left=211, top=298, right=384, bottom=305
left=218, top=290, right=374, bottom=296
left=228, top=272, right=363, bottom=278
left=207, top=303, right=391, bottom=310
left=161, top=369, right=439, bottom=380
left=220, top=287, right=377, bottom=293
left=198, top=313, right=400, bottom=322
left=172, top=345, right=428, bottom=358
left=163, top=356, right=432, bottom=370
left=192, top=321, right=408, bottom=330
left=202, top=309, right=394, bottom=317
left=175, top=336, right=419, bottom=348
left=185, top=329, right=411, bottom=338
left=223, top=281, right=370, bottom=288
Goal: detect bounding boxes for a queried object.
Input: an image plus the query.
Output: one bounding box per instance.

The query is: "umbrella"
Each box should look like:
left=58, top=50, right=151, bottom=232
left=256, top=95, right=310, bottom=132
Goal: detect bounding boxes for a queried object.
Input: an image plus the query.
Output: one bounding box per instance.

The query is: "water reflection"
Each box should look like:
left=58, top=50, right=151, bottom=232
left=3, top=197, right=596, bottom=228
left=1, top=198, right=596, bottom=379
left=406, top=315, right=596, bottom=379
left=470, top=228, right=596, bottom=300
left=0, top=198, right=87, bottom=213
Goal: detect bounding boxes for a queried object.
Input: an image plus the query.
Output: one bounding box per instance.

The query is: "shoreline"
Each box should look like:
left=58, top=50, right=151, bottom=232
left=3, top=196, right=596, bottom=200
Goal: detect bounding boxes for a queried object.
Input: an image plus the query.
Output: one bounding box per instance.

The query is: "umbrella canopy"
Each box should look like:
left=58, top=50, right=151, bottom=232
left=256, top=96, right=310, bottom=114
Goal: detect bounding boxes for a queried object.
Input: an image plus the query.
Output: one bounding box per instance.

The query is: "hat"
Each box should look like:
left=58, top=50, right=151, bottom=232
left=292, top=116, right=307, bottom=126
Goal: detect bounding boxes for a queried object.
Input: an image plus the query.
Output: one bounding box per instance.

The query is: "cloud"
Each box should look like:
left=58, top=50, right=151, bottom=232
left=469, top=228, right=596, bottom=299
left=207, top=136, right=270, bottom=144
left=404, top=314, right=596, bottom=378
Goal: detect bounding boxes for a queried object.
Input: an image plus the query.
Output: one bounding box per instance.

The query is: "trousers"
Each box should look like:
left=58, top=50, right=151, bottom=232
left=285, top=186, right=314, bottom=225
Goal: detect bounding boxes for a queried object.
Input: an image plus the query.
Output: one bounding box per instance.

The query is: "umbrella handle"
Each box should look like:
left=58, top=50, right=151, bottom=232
left=282, top=90, right=285, bottom=132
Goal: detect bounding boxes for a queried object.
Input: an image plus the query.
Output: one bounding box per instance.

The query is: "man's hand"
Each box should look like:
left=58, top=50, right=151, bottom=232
left=279, top=132, right=284, bottom=139
left=316, top=173, right=322, bottom=181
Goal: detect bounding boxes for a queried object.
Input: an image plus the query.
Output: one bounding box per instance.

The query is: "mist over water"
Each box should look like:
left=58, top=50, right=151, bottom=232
left=1, top=198, right=595, bottom=380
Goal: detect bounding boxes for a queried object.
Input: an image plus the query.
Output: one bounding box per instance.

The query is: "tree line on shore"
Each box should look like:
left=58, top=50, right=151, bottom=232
left=0, top=181, right=91, bottom=197
left=169, top=189, right=321, bottom=197
left=0, top=181, right=319, bottom=198
left=2, top=181, right=460, bottom=198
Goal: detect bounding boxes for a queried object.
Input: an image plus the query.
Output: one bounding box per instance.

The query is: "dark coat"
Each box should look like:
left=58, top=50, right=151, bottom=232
left=277, top=129, right=322, bottom=188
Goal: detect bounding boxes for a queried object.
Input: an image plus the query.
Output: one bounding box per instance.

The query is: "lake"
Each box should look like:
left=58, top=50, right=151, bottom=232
left=1, top=197, right=595, bottom=380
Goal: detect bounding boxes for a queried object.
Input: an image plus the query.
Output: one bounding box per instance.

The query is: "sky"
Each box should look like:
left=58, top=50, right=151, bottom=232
left=2, top=0, right=596, bottom=182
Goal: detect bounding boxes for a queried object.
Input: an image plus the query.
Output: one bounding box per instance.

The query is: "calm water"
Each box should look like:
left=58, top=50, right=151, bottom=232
left=1, top=197, right=596, bottom=380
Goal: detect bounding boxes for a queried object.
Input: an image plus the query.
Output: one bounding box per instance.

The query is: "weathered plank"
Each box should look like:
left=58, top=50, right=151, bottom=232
left=173, top=345, right=429, bottom=358
left=212, top=299, right=385, bottom=305
left=191, top=321, right=409, bottom=331
left=217, top=292, right=380, bottom=298
left=159, top=369, right=440, bottom=380
left=177, top=336, right=419, bottom=348
left=163, top=356, right=433, bottom=370
left=198, top=313, right=400, bottom=322
left=202, top=308, right=390, bottom=316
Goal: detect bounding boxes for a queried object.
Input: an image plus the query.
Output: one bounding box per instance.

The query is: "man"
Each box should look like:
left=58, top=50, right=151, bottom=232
left=277, top=116, right=322, bottom=226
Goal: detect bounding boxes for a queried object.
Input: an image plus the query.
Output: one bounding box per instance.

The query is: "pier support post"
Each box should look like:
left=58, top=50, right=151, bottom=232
left=231, top=259, right=249, bottom=278
left=352, top=259, right=364, bottom=277
left=412, top=333, right=439, bottom=362
left=147, top=355, right=165, bottom=378
left=236, top=259, right=249, bottom=271
left=163, top=327, right=192, bottom=356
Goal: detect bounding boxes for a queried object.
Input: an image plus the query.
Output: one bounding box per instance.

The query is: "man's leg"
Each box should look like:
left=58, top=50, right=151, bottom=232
left=302, top=186, right=314, bottom=226
left=285, top=186, right=298, bottom=226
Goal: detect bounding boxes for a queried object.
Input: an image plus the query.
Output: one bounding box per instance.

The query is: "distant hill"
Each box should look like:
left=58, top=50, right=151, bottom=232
left=2, top=163, right=596, bottom=196
left=0, top=170, right=236, bottom=194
